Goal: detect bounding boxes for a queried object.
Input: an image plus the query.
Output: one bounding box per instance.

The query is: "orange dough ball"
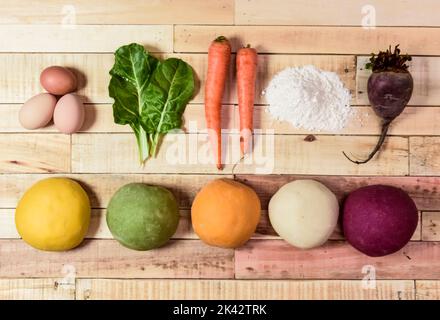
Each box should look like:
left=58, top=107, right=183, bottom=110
left=191, top=179, right=261, bottom=248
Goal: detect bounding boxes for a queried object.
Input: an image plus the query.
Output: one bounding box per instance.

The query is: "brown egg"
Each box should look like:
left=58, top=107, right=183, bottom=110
left=40, top=66, right=77, bottom=95
left=53, top=94, right=85, bottom=134
left=19, top=93, right=57, bottom=130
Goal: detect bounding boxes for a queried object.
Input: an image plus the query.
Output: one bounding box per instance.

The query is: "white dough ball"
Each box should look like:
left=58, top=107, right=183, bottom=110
left=268, top=180, right=339, bottom=249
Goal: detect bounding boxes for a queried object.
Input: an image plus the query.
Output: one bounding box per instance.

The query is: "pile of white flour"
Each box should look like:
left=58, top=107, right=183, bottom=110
left=264, top=65, right=352, bottom=131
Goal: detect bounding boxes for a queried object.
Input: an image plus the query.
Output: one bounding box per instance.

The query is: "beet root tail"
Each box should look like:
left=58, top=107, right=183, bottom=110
left=343, top=120, right=392, bottom=164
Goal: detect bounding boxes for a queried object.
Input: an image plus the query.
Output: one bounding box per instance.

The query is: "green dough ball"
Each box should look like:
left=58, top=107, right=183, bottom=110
left=107, top=183, right=179, bottom=250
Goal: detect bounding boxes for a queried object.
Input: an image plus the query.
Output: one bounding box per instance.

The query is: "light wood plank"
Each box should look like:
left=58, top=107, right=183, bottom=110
left=0, top=208, right=423, bottom=241
left=0, top=53, right=113, bottom=103
left=422, top=212, right=440, bottom=241
left=0, top=25, right=172, bottom=52
left=252, top=106, right=440, bottom=136
left=235, top=0, right=440, bottom=26
left=3, top=104, right=440, bottom=137
left=71, top=133, right=408, bottom=175
left=0, top=0, right=234, bottom=25
left=0, top=134, right=70, bottom=173
left=235, top=240, right=440, bottom=279
left=0, top=209, right=19, bottom=238
left=357, top=56, right=440, bottom=106
left=76, top=279, right=414, bottom=300
left=416, top=281, right=440, bottom=300
left=0, top=278, right=74, bottom=300
left=413, top=213, right=422, bottom=241
left=410, top=137, right=440, bottom=176
left=1, top=175, right=437, bottom=241
left=0, top=104, right=234, bottom=134
left=0, top=53, right=355, bottom=104
left=0, top=174, right=227, bottom=209
left=4, top=175, right=437, bottom=210
left=0, top=239, right=234, bottom=279
left=175, top=25, right=440, bottom=55
left=236, top=175, right=440, bottom=211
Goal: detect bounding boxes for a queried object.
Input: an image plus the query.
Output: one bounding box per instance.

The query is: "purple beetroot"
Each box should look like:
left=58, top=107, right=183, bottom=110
left=344, top=45, right=413, bottom=164
left=343, top=185, right=418, bottom=257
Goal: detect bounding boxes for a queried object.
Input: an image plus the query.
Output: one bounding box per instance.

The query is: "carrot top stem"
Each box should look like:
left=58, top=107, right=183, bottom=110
left=214, top=36, right=228, bottom=42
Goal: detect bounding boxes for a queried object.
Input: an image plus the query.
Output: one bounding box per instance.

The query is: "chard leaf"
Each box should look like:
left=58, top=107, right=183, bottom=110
left=108, top=43, right=194, bottom=163
left=142, top=58, right=195, bottom=155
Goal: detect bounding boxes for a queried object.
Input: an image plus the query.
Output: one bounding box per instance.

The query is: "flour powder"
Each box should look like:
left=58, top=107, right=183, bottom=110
left=264, top=65, right=353, bottom=131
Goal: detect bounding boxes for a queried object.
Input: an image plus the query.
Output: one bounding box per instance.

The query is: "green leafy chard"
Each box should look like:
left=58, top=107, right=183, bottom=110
left=108, top=43, right=195, bottom=164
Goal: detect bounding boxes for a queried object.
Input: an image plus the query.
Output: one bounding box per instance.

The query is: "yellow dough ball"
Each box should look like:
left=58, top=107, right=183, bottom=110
left=15, top=178, right=91, bottom=251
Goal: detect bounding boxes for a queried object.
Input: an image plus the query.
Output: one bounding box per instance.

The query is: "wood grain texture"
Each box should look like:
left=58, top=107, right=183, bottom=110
left=235, top=0, right=440, bottom=26
left=1, top=0, right=440, bottom=300
left=235, top=240, right=440, bottom=280
left=0, top=53, right=113, bottom=104
left=4, top=174, right=439, bottom=210
left=0, top=210, right=19, bottom=238
left=4, top=104, right=440, bottom=137
left=71, top=133, right=408, bottom=175
left=250, top=106, right=440, bottom=136
left=0, top=53, right=355, bottom=104
left=175, top=25, right=440, bottom=55
left=0, top=104, right=234, bottom=134
left=0, top=134, right=70, bottom=173
left=416, top=281, right=440, bottom=300
left=236, top=175, right=440, bottom=211
left=357, top=56, right=440, bottom=106
left=0, top=278, right=74, bottom=300
left=422, top=212, right=440, bottom=241
left=0, top=240, right=234, bottom=279
left=0, top=0, right=234, bottom=25
left=76, top=279, right=415, bottom=300
left=0, top=208, right=423, bottom=241
left=0, top=174, right=225, bottom=208
left=410, top=137, right=440, bottom=176
left=0, top=25, right=172, bottom=52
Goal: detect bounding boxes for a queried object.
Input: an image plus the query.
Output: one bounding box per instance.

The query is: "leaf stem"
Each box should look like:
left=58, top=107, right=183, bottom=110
left=136, top=126, right=150, bottom=165
left=150, top=132, right=162, bottom=157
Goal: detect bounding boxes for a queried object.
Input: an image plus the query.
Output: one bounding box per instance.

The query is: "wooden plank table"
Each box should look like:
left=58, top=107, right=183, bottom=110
left=1, top=0, right=440, bottom=300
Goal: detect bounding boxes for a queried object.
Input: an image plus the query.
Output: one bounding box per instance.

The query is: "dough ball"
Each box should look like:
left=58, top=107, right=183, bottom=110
left=191, top=179, right=261, bottom=248
left=268, top=180, right=339, bottom=249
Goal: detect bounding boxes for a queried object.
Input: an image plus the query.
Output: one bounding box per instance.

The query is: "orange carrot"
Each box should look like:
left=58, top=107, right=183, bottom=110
left=205, top=36, right=231, bottom=170
left=237, top=45, right=258, bottom=156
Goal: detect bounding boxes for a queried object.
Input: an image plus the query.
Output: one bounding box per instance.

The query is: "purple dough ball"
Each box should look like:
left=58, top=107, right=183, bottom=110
left=343, top=185, right=418, bottom=257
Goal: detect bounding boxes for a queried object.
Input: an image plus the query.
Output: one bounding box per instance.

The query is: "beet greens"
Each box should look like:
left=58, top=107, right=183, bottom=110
left=343, top=45, right=413, bottom=164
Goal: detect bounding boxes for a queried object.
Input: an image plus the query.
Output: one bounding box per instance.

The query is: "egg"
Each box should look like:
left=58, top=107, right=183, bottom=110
left=53, top=94, right=85, bottom=134
left=40, top=66, right=77, bottom=95
left=19, top=93, right=57, bottom=130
